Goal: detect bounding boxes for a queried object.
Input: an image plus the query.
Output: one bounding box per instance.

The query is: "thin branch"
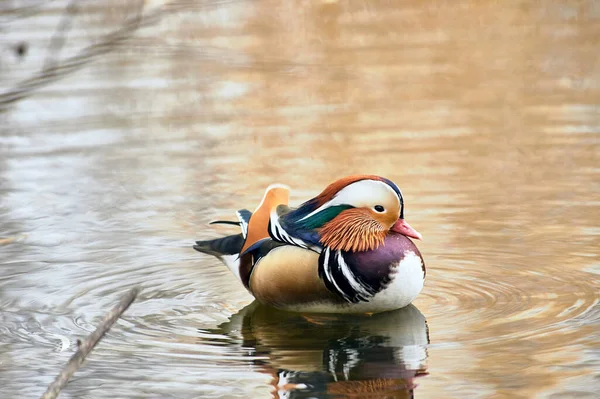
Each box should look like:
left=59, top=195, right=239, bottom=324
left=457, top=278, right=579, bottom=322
left=43, top=0, right=79, bottom=71
left=0, top=0, right=54, bottom=24
left=0, top=0, right=249, bottom=110
left=0, top=0, right=147, bottom=111
left=41, top=287, right=141, bottom=399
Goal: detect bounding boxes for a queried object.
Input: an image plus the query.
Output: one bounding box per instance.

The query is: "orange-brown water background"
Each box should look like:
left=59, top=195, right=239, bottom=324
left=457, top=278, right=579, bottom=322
left=1, top=1, right=599, bottom=398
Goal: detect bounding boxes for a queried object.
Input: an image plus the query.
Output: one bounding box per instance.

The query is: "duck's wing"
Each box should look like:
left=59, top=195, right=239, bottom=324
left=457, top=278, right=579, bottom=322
left=233, top=185, right=321, bottom=254
left=267, top=204, right=323, bottom=251
left=235, top=209, right=252, bottom=239
left=238, top=184, right=290, bottom=254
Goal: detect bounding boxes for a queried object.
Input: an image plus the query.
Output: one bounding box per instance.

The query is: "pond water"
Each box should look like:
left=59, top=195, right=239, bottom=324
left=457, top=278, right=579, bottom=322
left=1, top=1, right=599, bottom=398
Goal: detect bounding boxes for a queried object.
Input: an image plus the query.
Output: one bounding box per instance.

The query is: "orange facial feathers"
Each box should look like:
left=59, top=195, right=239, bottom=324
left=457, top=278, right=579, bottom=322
left=319, top=208, right=387, bottom=252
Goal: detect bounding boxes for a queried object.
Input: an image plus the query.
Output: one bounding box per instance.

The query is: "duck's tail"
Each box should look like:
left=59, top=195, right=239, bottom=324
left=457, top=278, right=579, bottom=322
left=193, top=210, right=251, bottom=281
left=193, top=183, right=290, bottom=285
left=193, top=234, right=244, bottom=258
left=194, top=208, right=252, bottom=255
left=193, top=233, right=245, bottom=282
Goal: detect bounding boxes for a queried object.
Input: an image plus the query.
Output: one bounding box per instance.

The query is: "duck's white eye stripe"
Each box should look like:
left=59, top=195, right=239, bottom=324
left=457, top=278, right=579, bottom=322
left=299, top=180, right=398, bottom=221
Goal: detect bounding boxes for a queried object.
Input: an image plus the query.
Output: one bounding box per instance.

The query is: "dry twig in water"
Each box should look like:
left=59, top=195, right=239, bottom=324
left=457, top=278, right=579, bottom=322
left=41, top=287, right=141, bottom=399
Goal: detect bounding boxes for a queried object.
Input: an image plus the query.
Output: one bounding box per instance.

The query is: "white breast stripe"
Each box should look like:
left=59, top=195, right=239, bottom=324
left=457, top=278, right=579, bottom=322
left=336, top=251, right=372, bottom=299
left=323, top=248, right=348, bottom=301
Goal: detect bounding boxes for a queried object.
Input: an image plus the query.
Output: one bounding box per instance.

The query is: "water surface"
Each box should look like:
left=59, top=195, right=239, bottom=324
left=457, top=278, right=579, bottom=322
left=1, top=1, right=599, bottom=398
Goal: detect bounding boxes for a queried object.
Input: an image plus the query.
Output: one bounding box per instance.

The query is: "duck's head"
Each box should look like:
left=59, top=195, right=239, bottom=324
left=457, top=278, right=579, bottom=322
left=288, top=175, right=421, bottom=252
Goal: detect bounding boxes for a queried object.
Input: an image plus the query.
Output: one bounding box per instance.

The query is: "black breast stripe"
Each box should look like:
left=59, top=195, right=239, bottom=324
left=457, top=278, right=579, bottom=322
left=318, top=248, right=378, bottom=303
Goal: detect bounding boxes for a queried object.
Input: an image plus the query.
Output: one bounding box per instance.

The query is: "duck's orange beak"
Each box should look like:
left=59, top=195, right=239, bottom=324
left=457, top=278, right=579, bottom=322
left=391, top=218, right=422, bottom=240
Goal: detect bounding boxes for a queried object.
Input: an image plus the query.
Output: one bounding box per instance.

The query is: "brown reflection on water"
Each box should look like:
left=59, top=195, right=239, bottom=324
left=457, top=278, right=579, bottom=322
left=214, top=303, right=429, bottom=398
left=1, top=0, right=599, bottom=398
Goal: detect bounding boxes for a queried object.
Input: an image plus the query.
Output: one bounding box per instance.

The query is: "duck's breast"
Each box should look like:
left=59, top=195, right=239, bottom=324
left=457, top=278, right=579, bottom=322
left=344, top=233, right=426, bottom=312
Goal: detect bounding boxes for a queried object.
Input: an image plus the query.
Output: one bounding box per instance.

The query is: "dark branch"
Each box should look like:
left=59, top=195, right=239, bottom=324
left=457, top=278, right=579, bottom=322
left=0, top=0, right=147, bottom=111
left=40, top=287, right=141, bottom=399
left=0, top=0, right=248, bottom=110
left=0, top=1, right=54, bottom=24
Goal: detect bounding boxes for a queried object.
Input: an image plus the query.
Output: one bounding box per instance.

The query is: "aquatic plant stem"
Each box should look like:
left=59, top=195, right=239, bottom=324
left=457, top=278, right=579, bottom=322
left=41, top=287, right=141, bottom=399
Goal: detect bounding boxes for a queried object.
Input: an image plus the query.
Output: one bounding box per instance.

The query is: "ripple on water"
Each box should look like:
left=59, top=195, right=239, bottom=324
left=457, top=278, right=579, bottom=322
left=0, top=302, right=430, bottom=397
left=1, top=0, right=600, bottom=397
left=419, top=254, right=599, bottom=346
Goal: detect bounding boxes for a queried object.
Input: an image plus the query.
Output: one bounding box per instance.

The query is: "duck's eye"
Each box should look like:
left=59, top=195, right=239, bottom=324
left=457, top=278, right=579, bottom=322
left=374, top=205, right=385, bottom=212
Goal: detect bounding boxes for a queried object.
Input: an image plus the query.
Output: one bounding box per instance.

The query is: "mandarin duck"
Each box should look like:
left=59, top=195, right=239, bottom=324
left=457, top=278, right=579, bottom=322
left=193, top=175, right=425, bottom=314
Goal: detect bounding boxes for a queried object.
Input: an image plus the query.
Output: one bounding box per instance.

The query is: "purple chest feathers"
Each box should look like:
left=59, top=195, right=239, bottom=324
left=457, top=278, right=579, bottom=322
left=318, top=233, right=425, bottom=303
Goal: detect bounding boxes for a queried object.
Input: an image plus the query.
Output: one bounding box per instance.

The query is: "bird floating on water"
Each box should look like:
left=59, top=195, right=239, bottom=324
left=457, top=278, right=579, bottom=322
left=193, top=175, right=425, bottom=314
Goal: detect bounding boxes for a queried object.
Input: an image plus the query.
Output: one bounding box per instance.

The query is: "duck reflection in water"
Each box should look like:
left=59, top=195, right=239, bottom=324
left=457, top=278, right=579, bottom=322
left=215, top=302, right=429, bottom=398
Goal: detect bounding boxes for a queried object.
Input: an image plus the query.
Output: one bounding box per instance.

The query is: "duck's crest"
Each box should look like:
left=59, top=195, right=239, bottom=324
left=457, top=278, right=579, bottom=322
left=284, top=175, right=400, bottom=224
